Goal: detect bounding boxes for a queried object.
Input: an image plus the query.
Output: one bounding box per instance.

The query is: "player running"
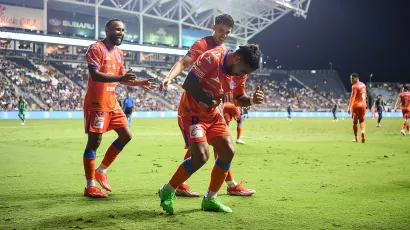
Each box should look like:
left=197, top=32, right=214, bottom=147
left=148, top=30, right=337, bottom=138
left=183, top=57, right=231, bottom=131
left=82, top=19, right=155, bottom=198
left=17, top=96, right=28, bottom=125
left=374, top=94, right=385, bottom=127
left=123, top=92, right=135, bottom=127
left=223, top=92, right=245, bottom=144
left=159, top=14, right=255, bottom=197
left=348, top=73, right=367, bottom=143
left=158, top=44, right=263, bottom=214
left=393, top=85, right=410, bottom=136
left=332, top=103, right=338, bottom=122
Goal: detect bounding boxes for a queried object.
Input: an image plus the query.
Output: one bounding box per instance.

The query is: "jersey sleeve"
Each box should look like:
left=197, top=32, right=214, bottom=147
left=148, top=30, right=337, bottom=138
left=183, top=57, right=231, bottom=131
left=187, top=51, right=217, bottom=84
left=85, top=44, right=102, bottom=70
left=186, top=40, right=207, bottom=62
left=233, top=75, right=247, bottom=97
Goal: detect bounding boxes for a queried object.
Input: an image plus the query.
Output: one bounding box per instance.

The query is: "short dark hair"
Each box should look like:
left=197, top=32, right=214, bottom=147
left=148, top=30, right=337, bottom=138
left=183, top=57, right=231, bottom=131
left=404, top=85, right=410, bottom=91
left=351, top=73, right=359, bottom=79
left=105, top=19, right=122, bottom=28
left=235, top=44, right=261, bottom=71
left=378, top=94, right=382, bottom=97
left=214, top=14, right=234, bottom=28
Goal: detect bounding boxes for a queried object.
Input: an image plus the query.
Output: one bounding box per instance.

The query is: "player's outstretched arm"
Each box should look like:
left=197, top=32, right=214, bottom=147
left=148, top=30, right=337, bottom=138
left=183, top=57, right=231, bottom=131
left=121, top=78, right=156, bottom=90
left=182, top=74, right=219, bottom=107
left=235, top=86, right=264, bottom=107
left=159, top=56, right=194, bottom=92
left=89, top=69, right=136, bottom=83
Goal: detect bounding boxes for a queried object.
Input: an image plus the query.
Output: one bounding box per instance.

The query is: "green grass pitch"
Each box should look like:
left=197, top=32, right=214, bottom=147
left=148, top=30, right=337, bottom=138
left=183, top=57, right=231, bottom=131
left=0, top=118, right=409, bottom=229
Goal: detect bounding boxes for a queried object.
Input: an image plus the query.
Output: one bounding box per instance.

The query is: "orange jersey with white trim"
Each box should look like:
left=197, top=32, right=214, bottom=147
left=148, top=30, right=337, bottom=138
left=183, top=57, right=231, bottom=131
left=187, top=36, right=225, bottom=62
left=84, top=41, right=125, bottom=111
left=350, top=81, right=367, bottom=108
left=398, top=91, right=410, bottom=111
left=178, top=47, right=247, bottom=117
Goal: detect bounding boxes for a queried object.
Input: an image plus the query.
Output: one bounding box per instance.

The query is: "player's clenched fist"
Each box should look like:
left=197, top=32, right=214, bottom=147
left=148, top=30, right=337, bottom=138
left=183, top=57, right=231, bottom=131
left=252, top=86, right=264, bottom=104
left=120, top=69, right=137, bottom=82
left=159, top=78, right=170, bottom=92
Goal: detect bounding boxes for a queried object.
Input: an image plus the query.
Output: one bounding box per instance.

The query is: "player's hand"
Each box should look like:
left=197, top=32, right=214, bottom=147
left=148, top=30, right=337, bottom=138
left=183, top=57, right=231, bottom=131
left=120, top=69, right=137, bottom=82
left=252, top=86, right=264, bottom=104
left=139, top=78, right=156, bottom=90
left=159, top=78, right=170, bottom=92
left=348, top=108, right=351, bottom=114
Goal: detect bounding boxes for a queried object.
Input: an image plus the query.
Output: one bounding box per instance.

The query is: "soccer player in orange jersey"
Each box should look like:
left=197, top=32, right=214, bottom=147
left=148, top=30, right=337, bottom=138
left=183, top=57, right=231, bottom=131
left=82, top=19, right=155, bottom=198
left=393, top=85, right=410, bottom=136
left=159, top=14, right=255, bottom=197
left=223, top=92, right=245, bottom=144
left=348, top=73, right=367, bottom=143
left=158, top=44, right=263, bottom=214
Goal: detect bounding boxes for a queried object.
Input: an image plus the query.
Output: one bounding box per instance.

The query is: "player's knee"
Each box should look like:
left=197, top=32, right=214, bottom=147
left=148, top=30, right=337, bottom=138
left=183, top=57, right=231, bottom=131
left=353, top=120, right=359, bottom=125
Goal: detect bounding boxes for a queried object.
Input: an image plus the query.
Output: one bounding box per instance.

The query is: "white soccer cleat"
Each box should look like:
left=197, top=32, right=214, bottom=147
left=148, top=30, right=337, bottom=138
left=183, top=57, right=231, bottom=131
left=236, top=139, right=245, bottom=144
left=401, top=130, right=406, bottom=136
left=21, top=122, right=25, bottom=126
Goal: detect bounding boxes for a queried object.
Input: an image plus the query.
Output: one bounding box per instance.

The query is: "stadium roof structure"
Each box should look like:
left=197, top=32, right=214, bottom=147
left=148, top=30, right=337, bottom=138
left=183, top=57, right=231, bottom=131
left=6, top=0, right=311, bottom=43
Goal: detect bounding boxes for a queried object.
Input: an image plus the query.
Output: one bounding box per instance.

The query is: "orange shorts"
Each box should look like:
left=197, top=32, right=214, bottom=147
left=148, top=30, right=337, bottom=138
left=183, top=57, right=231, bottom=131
left=352, top=107, right=366, bottom=121
left=84, top=108, right=128, bottom=133
left=178, top=112, right=230, bottom=147
left=402, top=109, right=410, bottom=119
left=223, top=104, right=241, bottom=122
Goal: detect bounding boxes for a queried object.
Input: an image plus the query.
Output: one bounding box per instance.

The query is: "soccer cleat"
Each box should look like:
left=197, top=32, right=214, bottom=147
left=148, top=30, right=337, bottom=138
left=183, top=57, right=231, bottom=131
left=401, top=130, right=406, bottom=136
left=376, top=124, right=380, bottom=128
left=227, top=181, right=256, bottom=196
left=95, top=170, right=112, bottom=192
left=361, top=132, right=366, bottom=143
left=201, top=196, right=232, bottom=213
left=84, top=186, right=108, bottom=198
left=236, top=139, right=245, bottom=144
left=158, top=187, right=176, bottom=214
left=352, top=137, right=358, bottom=142
left=21, top=122, right=25, bottom=126
left=175, top=184, right=200, bottom=197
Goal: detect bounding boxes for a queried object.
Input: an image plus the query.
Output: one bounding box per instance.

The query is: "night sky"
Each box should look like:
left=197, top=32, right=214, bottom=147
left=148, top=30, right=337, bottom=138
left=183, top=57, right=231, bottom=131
left=250, top=0, right=410, bottom=89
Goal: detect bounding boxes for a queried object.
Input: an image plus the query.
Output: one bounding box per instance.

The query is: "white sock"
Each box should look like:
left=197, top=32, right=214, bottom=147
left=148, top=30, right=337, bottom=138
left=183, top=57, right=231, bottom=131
left=86, top=179, right=95, bottom=188
left=205, top=190, right=217, bottom=200
left=226, top=180, right=238, bottom=188
left=96, top=164, right=107, bottom=174
left=164, top=183, right=176, bottom=191
left=361, top=130, right=365, bottom=134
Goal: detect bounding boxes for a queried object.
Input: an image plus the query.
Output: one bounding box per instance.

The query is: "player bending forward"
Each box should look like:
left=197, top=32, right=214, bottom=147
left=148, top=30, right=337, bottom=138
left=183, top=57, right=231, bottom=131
left=159, top=44, right=263, bottom=214
left=82, top=19, right=155, bottom=198
left=348, top=73, right=367, bottom=143
left=394, top=85, right=410, bottom=136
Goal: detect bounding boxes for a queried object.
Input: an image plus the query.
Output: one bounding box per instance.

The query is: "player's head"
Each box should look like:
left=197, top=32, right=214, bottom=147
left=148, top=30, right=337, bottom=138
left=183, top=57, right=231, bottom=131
left=127, top=92, right=131, bottom=98
left=227, top=44, right=261, bottom=77
left=212, top=14, right=234, bottom=45
left=403, top=85, right=410, bottom=91
left=18, top=96, right=22, bottom=100
left=350, top=73, right=359, bottom=84
left=105, top=19, right=125, bottom=46
left=377, top=94, right=382, bottom=99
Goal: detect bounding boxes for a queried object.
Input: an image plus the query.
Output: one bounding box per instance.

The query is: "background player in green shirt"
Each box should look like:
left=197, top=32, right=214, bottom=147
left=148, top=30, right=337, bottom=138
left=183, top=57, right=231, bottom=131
left=18, top=96, right=28, bottom=125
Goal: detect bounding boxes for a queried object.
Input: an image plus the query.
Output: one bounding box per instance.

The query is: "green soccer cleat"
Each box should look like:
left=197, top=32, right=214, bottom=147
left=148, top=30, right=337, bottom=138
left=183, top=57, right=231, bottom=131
left=158, top=187, right=176, bottom=215
left=201, top=196, right=232, bottom=213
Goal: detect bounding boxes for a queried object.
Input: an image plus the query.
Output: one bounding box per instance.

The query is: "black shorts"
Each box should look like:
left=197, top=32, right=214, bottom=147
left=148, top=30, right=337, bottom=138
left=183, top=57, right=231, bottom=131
left=124, top=107, right=133, bottom=115
left=377, top=108, right=383, bottom=115
left=332, top=109, right=336, bottom=114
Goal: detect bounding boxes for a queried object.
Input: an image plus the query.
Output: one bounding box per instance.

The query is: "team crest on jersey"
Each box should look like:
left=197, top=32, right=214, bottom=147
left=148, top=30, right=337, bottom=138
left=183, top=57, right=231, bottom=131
left=117, top=56, right=121, bottom=63
left=205, top=56, right=211, bottom=64
left=230, top=81, right=236, bottom=89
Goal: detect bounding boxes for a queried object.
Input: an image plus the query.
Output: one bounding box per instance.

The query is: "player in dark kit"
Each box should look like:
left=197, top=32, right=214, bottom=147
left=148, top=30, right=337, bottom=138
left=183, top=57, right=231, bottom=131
left=374, top=95, right=385, bottom=127
left=332, top=103, right=338, bottom=122
left=287, top=105, right=292, bottom=120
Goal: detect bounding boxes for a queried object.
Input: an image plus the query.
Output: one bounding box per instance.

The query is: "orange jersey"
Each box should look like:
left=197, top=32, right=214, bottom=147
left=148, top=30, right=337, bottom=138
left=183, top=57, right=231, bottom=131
left=187, top=36, right=225, bottom=62
left=178, top=47, right=247, bottom=117
left=84, top=41, right=125, bottom=111
left=350, top=81, right=367, bottom=108
left=398, top=91, right=410, bottom=111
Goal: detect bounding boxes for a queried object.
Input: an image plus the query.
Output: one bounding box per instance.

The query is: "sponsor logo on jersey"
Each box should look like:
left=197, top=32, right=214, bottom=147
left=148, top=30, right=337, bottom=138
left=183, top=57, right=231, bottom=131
left=102, top=64, right=111, bottom=68
left=202, top=88, right=214, bottom=98
left=189, top=125, right=203, bottom=138
left=106, top=86, right=116, bottom=91
left=204, top=79, right=216, bottom=89
left=93, top=117, right=104, bottom=129
left=192, top=65, right=205, bottom=79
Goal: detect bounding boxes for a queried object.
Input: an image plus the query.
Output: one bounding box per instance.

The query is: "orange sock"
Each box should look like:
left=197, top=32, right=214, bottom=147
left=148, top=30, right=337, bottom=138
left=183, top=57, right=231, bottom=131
left=353, top=124, right=358, bottom=136
left=83, top=150, right=96, bottom=180
left=101, top=139, right=124, bottom=168
left=169, top=158, right=195, bottom=189
left=183, top=149, right=191, bottom=160
left=237, top=126, right=243, bottom=140
left=208, top=159, right=230, bottom=192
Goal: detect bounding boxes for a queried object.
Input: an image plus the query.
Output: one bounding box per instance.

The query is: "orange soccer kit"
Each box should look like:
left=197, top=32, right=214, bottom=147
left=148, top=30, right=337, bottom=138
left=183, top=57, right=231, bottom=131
left=350, top=81, right=367, bottom=142
left=398, top=91, right=410, bottom=132
left=170, top=47, right=247, bottom=194
left=83, top=41, right=128, bottom=183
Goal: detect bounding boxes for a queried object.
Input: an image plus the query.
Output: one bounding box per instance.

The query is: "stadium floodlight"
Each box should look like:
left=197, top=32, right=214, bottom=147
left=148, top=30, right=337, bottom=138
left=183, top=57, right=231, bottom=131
left=0, top=31, right=187, bottom=56
left=272, top=0, right=311, bottom=19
